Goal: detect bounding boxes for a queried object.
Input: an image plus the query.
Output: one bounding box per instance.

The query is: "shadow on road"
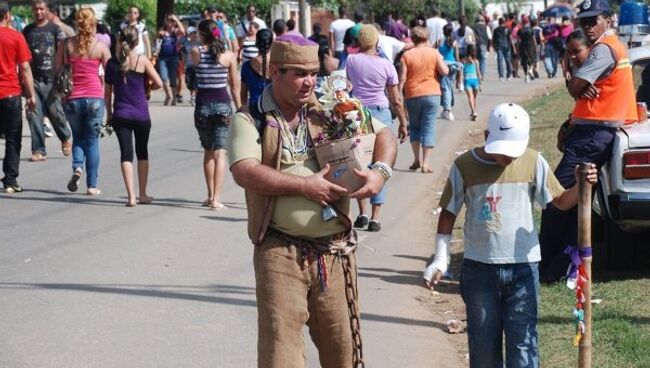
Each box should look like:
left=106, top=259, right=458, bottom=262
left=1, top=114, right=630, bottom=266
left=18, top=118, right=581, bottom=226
left=200, top=215, right=247, bottom=222
left=0, top=282, right=448, bottom=330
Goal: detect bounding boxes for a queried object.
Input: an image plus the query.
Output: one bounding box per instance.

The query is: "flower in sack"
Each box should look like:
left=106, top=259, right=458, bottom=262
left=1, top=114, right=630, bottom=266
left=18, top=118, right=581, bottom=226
left=346, top=111, right=361, bottom=129
left=316, top=75, right=372, bottom=142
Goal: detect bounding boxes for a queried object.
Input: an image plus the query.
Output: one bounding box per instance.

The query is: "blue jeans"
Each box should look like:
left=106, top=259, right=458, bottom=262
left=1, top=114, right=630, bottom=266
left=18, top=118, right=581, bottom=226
left=26, top=79, right=71, bottom=155
left=158, top=55, right=179, bottom=88
left=367, top=105, right=393, bottom=205
left=460, top=259, right=540, bottom=368
left=440, top=62, right=459, bottom=110
left=497, top=46, right=513, bottom=78
left=64, top=98, right=105, bottom=188
left=544, top=43, right=559, bottom=77
left=477, top=43, right=488, bottom=78
left=405, top=95, right=439, bottom=147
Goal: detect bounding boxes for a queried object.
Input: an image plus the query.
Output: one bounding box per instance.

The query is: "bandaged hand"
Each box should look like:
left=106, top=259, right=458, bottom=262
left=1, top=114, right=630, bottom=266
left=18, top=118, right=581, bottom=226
left=423, top=234, right=451, bottom=289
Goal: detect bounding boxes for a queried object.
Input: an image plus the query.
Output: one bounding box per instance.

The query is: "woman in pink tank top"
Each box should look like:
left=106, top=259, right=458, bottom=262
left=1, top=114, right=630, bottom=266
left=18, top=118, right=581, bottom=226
left=57, top=8, right=111, bottom=195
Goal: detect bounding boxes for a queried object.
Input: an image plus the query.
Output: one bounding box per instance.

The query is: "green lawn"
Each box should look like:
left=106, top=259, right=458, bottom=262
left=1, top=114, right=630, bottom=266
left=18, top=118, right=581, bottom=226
left=523, top=87, right=650, bottom=368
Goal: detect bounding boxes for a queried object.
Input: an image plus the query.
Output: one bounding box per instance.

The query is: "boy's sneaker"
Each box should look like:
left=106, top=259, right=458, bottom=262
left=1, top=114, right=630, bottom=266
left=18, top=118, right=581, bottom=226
left=525, top=75, right=530, bottom=83
left=354, top=214, right=369, bottom=229
left=4, top=183, right=23, bottom=193
left=368, top=220, right=381, bottom=232
left=458, top=85, right=464, bottom=92
left=499, top=77, right=504, bottom=81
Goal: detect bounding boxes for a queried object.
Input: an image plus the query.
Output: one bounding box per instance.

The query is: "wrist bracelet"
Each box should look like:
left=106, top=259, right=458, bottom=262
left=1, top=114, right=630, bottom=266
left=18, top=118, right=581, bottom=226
left=370, top=161, right=393, bottom=182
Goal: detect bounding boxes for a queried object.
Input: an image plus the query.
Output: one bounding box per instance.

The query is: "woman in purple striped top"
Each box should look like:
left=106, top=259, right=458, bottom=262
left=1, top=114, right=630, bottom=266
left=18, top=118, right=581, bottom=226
left=191, top=19, right=240, bottom=209
left=105, top=25, right=163, bottom=207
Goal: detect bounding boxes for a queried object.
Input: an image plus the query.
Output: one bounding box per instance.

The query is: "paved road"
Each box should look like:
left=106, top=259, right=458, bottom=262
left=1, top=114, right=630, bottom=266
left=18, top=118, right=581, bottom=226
left=1, top=60, right=560, bottom=367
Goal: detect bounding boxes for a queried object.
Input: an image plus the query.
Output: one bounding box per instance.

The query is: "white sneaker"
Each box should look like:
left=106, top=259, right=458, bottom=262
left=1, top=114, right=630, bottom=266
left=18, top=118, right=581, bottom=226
left=43, top=122, right=54, bottom=137
left=458, top=85, right=465, bottom=92
left=525, top=75, right=530, bottom=83
left=447, top=111, right=455, bottom=121
left=441, top=110, right=449, bottom=120
left=507, top=76, right=513, bottom=81
left=499, top=77, right=504, bottom=81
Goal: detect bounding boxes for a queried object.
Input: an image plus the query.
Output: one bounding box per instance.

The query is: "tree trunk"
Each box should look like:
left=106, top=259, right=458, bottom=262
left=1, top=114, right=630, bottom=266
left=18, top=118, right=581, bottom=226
left=157, top=0, right=175, bottom=30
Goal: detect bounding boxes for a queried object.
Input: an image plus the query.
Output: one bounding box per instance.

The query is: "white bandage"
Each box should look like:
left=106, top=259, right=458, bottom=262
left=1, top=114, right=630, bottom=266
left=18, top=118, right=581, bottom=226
left=423, top=234, right=452, bottom=283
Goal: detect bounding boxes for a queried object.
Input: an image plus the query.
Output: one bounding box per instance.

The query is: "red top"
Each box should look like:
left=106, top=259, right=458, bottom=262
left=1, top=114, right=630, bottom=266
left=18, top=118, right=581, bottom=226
left=0, top=27, right=32, bottom=99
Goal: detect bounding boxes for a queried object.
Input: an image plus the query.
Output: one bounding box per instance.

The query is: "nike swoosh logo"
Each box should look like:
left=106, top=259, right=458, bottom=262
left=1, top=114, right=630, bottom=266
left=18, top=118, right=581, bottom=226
left=499, top=126, right=513, bottom=131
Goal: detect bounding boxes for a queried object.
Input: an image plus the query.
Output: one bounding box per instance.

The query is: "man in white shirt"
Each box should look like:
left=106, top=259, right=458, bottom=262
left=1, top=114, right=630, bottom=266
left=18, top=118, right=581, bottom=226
left=236, top=4, right=267, bottom=42
left=329, top=5, right=355, bottom=59
left=426, top=7, right=447, bottom=47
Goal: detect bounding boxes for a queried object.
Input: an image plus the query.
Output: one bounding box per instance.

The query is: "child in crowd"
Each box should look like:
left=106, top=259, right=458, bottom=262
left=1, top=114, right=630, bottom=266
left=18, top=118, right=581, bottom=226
left=461, top=45, right=481, bottom=121
left=423, top=103, right=597, bottom=368
left=181, top=26, right=200, bottom=106
left=562, top=29, right=589, bottom=82
left=438, top=24, right=462, bottom=120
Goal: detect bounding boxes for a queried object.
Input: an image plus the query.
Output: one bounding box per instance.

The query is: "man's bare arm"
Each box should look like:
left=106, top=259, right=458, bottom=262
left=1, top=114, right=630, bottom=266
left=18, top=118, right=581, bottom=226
left=19, top=62, right=36, bottom=111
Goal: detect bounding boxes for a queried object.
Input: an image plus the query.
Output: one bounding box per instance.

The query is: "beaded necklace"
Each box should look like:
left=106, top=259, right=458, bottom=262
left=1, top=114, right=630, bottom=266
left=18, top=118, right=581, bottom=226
left=274, top=105, right=310, bottom=161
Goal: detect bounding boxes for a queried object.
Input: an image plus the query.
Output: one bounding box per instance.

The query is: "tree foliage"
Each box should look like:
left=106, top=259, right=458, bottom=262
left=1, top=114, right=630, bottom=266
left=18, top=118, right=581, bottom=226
left=105, top=0, right=156, bottom=33
left=312, top=0, right=481, bottom=24
left=173, top=0, right=276, bottom=24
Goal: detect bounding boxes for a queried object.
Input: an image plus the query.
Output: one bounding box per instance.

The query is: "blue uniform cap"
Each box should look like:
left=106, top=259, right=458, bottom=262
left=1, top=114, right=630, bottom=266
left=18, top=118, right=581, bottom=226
left=577, top=0, right=611, bottom=18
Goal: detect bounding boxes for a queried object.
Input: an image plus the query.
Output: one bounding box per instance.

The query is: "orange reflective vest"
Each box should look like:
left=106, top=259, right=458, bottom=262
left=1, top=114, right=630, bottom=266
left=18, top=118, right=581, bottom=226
left=572, top=34, right=638, bottom=124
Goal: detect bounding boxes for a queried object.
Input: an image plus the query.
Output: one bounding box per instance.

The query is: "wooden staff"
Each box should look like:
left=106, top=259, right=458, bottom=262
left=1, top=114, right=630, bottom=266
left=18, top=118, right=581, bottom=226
left=578, top=163, right=594, bottom=368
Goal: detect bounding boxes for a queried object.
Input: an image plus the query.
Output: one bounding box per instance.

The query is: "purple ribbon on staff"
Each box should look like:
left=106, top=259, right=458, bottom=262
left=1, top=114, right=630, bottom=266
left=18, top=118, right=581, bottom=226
left=564, top=245, right=593, bottom=280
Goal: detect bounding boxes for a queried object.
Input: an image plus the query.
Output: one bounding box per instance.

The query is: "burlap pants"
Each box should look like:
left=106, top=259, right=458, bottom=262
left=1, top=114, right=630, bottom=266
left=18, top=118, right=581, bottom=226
left=253, top=234, right=358, bottom=368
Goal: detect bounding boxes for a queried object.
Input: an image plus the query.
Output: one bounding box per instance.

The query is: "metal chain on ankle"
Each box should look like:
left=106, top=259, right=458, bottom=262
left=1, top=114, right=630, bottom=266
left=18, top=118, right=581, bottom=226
left=342, top=255, right=365, bottom=368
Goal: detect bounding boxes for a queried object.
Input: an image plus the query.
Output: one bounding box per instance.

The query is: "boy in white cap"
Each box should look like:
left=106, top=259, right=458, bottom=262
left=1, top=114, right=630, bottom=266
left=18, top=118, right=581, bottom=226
left=423, top=103, right=597, bottom=368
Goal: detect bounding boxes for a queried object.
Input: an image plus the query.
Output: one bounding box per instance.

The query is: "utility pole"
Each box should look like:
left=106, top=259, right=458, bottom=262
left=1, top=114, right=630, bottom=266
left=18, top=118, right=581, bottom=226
left=299, top=0, right=308, bottom=36
left=460, top=0, right=465, bottom=18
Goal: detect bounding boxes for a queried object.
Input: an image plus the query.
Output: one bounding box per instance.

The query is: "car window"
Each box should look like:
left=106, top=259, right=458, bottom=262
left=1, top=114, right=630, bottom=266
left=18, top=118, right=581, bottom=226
left=634, top=58, right=650, bottom=106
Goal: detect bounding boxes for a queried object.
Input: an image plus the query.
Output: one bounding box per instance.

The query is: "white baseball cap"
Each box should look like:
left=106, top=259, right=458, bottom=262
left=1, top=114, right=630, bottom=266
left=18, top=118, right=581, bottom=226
left=187, top=26, right=197, bottom=34
left=485, top=103, right=530, bottom=158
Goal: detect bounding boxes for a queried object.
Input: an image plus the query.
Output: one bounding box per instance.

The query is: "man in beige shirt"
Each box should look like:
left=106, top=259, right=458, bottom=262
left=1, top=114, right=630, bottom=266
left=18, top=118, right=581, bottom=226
left=227, top=34, right=397, bottom=368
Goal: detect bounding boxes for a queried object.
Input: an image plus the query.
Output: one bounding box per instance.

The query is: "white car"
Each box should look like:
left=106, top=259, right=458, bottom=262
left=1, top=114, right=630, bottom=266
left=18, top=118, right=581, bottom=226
left=594, top=44, right=650, bottom=269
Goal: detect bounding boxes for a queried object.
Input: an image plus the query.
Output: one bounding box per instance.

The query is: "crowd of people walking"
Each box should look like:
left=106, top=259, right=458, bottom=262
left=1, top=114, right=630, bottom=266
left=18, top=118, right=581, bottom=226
left=1, top=0, right=638, bottom=367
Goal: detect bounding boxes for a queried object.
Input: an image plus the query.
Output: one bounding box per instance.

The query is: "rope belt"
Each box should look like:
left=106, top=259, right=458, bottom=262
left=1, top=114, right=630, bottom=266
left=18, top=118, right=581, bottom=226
left=265, top=228, right=365, bottom=367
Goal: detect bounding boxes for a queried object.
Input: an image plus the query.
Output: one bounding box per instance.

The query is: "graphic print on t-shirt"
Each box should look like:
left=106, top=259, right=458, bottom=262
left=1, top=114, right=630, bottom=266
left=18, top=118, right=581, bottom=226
left=479, top=195, right=502, bottom=233
left=24, top=23, right=64, bottom=79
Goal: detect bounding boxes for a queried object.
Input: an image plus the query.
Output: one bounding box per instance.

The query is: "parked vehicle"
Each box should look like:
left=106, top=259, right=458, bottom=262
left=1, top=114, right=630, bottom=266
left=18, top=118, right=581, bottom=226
left=593, top=2, right=650, bottom=269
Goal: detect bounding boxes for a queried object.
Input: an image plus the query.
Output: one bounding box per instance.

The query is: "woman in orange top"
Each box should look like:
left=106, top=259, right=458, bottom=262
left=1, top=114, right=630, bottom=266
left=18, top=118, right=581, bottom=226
left=398, top=26, right=449, bottom=173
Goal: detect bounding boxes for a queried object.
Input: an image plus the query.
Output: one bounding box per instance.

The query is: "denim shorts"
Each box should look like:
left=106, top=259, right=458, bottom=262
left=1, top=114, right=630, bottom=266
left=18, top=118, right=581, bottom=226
left=157, top=56, right=179, bottom=87
left=194, top=101, right=232, bottom=150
